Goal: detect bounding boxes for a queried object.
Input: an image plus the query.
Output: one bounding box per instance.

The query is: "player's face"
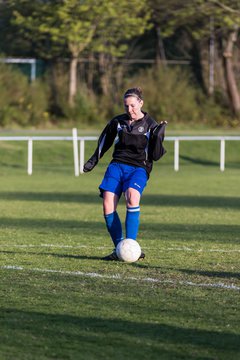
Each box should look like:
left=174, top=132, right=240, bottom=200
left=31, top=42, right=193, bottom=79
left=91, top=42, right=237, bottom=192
left=124, top=96, right=143, bottom=120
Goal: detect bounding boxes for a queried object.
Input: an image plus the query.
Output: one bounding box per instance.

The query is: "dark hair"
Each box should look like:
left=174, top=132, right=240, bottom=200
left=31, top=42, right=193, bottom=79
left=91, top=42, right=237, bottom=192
left=124, top=87, right=143, bottom=100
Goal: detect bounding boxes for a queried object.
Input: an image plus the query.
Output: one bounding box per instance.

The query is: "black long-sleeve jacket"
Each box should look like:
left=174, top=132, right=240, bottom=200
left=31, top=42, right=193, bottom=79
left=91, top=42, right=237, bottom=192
left=84, top=112, right=166, bottom=176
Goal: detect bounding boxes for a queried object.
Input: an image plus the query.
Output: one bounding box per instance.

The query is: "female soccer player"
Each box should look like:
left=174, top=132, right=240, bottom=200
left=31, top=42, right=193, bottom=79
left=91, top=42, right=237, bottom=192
left=83, top=87, right=167, bottom=260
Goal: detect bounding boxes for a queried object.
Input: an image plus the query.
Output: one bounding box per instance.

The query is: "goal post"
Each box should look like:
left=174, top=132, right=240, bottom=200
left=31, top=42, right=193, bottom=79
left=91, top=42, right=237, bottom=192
left=0, top=58, right=37, bottom=82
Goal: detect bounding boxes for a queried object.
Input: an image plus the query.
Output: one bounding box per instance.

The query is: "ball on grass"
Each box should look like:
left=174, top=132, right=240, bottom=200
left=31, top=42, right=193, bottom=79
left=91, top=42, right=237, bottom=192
left=116, top=238, right=141, bottom=263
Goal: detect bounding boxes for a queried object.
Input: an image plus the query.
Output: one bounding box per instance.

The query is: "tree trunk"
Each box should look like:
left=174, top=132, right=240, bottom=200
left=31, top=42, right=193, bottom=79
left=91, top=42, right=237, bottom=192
left=223, top=28, right=240, bottom=117
left=209, top=17, right=215, bottom=95
left=87, top=53, right=95, bottom=92
left=155, top=24, right=166, bottom=67
left=198, top=39, right=209, bottom=93
left=48, top=60, right=65, bottom=116
left=99, top=53, right=112, bottom=96
left=215, top=38, right=228, bottom=97
left=68, top=57, right=78, bottom=107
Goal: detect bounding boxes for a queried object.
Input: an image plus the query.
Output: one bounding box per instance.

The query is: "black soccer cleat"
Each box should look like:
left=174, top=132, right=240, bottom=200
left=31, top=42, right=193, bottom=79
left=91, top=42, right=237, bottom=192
left=101, top=250, right=145, bottom=261
left=139, top=251, right=145, bottom=260
left=101, top=250, right=119, bottom=261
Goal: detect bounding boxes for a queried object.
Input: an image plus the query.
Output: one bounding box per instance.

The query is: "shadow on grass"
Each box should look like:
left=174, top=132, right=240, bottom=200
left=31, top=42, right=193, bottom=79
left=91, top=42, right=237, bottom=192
left=179, top=155, right=219, bottom=167
left=0, top=217, right=239, bottom=243
left=142, top=194, right=240, bottom=209
left=0, top=191, right=239, bottom=209
left=141, top=223, right=240, bottom=243
left=1, top=308, right=239, bottom=359
left=42, top=252, right=103, bottom=261
left=178, top=268, right=240, bottom=280
left=0, top=250, right=102, bottom=261
left=0, top=191, right=101, bottom=204
left=129, top=263, right=240, bottom=281
left=0, top=161, right=24, bottom=169
left=0, top=217, right=103, bottom=233
left=179, top=155, right=240, bottom=169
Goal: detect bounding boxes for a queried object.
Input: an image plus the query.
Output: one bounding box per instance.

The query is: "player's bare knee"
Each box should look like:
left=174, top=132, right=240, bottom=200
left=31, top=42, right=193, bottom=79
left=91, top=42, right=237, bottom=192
left=103, top=191, right=119, bottom=215
left=125, top=188, right=140, bottom=207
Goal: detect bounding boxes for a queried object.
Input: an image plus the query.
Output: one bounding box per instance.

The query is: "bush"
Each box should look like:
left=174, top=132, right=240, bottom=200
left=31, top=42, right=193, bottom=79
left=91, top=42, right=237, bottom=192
left=122, top=66, right=227, bottom=125
left=0, top=63, right=49, bottom=127
left=197, top=92, right=231, bottom=126
left=47, top=63, right=102, bottom=126
left=0, top=61, right=233, bottom=128
left=60, top=86, right=102, bottom=126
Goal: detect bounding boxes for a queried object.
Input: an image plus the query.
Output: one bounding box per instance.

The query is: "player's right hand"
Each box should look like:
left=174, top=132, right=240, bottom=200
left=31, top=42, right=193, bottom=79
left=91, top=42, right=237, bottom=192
left=83, top=158, right=97, bottom=172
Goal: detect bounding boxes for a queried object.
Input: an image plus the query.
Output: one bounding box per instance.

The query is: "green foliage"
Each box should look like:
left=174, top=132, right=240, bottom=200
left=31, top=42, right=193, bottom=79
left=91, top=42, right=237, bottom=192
left=9, top=0, right=64, bottom=59
left=61, top=87, right=102, bottom=125
left=55, top=0, right=102, bottom=57
left=96, top=93, right=124, bottom=121
left=46, top=66, right=101, bottom=125
left=1, top=0, right=239, bottom=127
left=123, top=66, right=226, bottom=124
left=196, top=91, right=231, bottom=126
left=0, top=61, right=234, bottom=128
left=151, top=0, right=240, bottom=40
left=9, top=0, right=151, bottom=59
left=93, top=0, right=151, bottom=57
left=0, top=63, right=49, bottom=127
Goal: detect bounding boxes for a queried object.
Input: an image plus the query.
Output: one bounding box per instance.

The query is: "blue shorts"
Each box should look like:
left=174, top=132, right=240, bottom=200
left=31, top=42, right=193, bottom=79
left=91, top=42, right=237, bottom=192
left=99, top=162, right=148, bottom=198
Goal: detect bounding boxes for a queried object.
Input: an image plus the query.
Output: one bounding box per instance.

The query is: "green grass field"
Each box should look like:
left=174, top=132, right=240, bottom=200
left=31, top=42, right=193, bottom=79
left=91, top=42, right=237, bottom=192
left=0, top=137, right=239, bottom=360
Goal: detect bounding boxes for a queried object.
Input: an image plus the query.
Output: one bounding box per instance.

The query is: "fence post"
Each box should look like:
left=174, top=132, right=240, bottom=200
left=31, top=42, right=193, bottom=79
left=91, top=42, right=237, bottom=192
left=174, top=139, right=179, bottom=171
left=27, top=139, right=33, bottom=175
left=79, top=139, right=85, bottom=174
left=72, top=128, right=79, bottom=176
left=30, top=59, right=36, bottom=82
left=220, top=139, right=225, bottom=172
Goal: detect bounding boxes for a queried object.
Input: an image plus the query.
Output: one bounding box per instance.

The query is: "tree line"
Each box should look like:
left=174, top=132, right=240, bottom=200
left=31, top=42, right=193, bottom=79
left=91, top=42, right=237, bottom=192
left=0, top=0, right=240, bottom=127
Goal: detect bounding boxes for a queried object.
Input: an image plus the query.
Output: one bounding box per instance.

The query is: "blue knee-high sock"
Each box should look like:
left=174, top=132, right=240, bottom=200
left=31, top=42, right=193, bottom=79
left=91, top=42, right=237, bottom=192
left=104, top=211, right=123, bottom=247
left=125, top=206, right=140, bottom=240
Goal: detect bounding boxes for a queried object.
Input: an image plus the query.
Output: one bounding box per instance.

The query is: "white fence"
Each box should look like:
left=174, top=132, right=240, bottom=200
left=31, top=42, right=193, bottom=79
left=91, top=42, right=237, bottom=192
left=0, top=129, right=239, bottom=175
left=166, top=135, right=240, bottom=172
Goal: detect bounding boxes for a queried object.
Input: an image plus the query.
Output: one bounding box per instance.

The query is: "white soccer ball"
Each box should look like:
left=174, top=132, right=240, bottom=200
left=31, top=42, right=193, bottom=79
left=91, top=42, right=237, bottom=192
left=116, top=238, right=141, bottom=263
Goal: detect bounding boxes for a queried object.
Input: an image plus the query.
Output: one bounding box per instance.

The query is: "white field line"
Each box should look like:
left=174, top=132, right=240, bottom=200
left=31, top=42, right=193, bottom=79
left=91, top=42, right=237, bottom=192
left=1, top=244, right=240, bottom=253
left=1, top=265, right=240, bottom=291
